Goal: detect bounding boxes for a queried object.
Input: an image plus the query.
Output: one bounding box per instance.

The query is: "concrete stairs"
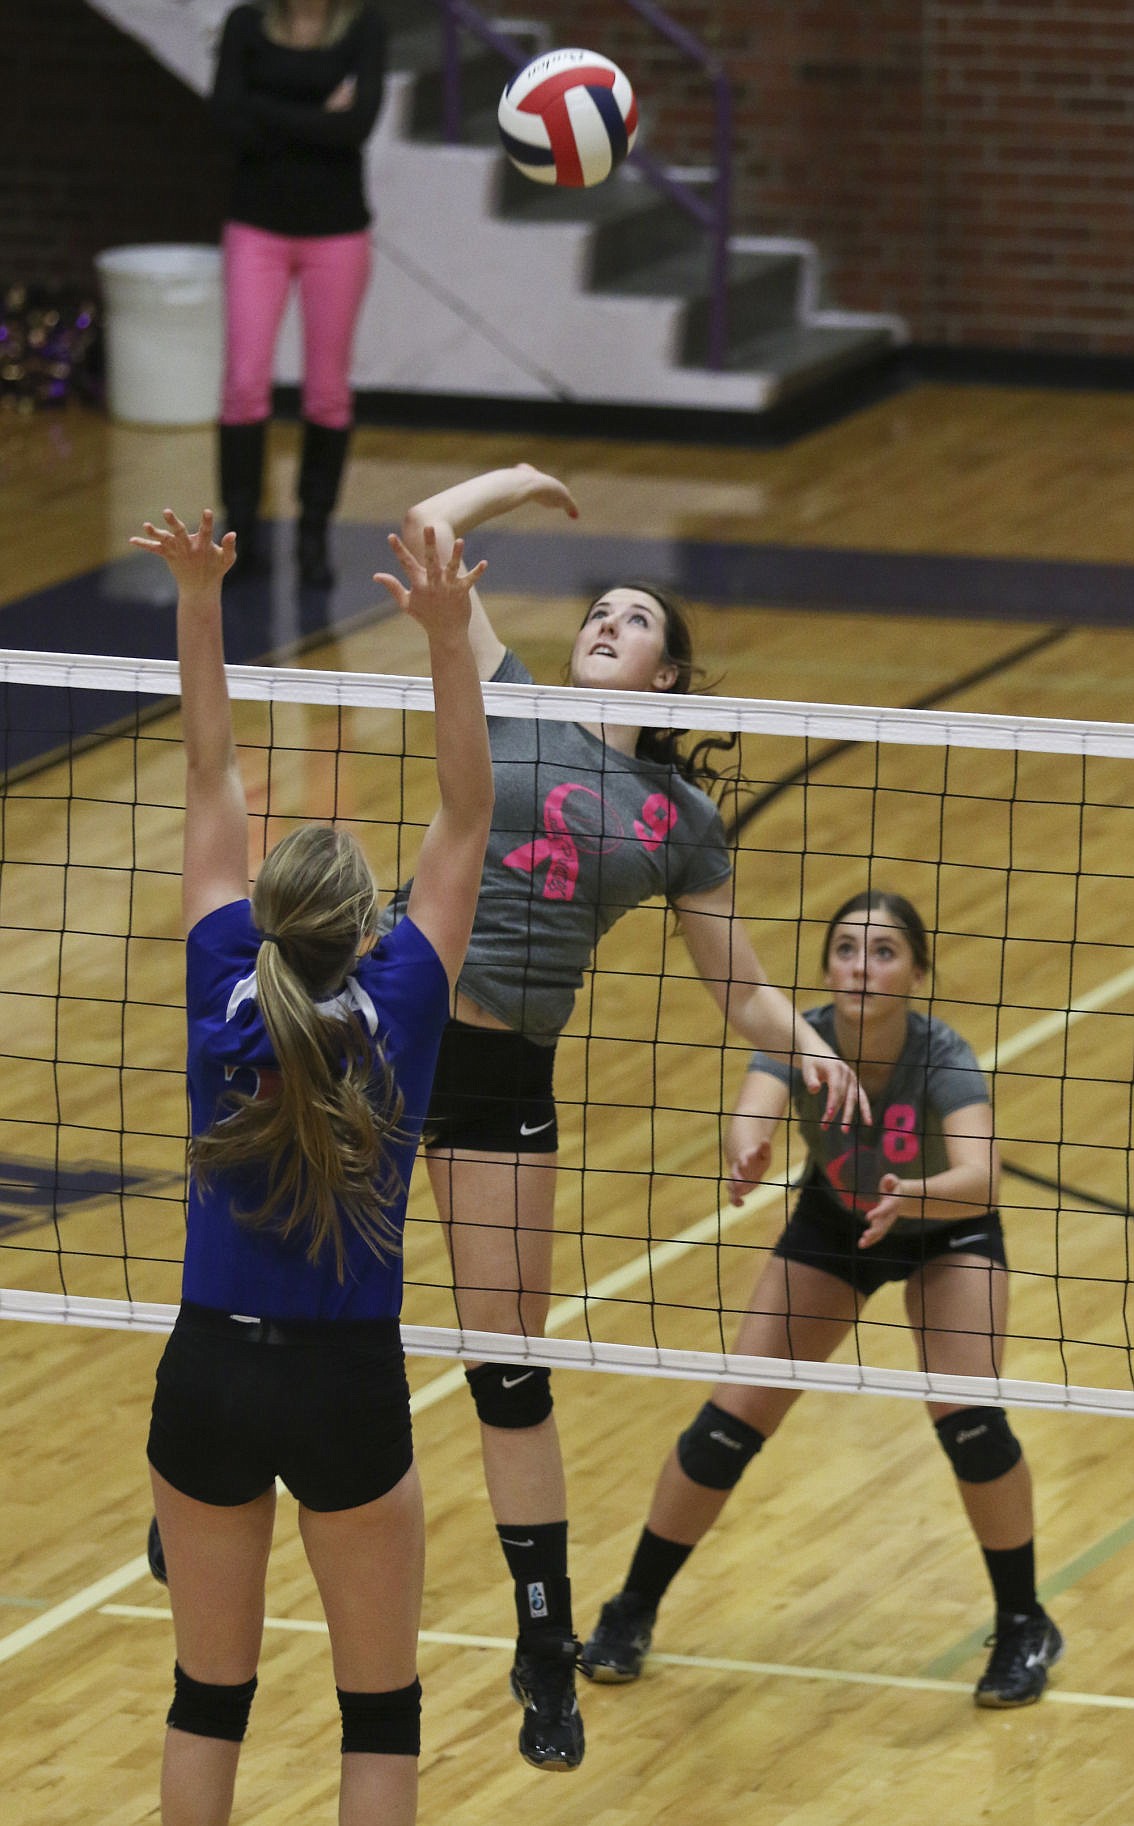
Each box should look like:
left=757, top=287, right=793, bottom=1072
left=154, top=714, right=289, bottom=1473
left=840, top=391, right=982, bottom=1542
left=394, top=22, right=905, bottom=414
left=87, top=0, right=904, bottom=419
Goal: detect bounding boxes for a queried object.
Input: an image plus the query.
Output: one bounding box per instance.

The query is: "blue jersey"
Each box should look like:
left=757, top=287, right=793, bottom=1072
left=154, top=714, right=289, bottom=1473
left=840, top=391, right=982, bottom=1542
left=182, top=899, right=449, bottom=1319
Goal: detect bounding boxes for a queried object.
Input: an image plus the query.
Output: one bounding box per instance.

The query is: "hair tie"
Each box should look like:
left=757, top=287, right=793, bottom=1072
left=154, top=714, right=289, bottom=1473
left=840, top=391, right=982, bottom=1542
left=261, top=931, right=281, bottom=946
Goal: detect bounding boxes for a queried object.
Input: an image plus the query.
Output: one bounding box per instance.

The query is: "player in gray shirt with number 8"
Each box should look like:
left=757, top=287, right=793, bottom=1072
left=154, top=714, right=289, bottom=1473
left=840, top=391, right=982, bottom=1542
left=583, top=890, right=1063, bottom=1711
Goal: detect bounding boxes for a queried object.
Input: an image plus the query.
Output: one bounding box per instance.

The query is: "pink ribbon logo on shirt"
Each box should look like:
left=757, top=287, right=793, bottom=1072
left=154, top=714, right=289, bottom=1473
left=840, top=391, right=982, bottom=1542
left=504, top=782, right=680, bottom=901
left=503, top=783, right=598, bottom=900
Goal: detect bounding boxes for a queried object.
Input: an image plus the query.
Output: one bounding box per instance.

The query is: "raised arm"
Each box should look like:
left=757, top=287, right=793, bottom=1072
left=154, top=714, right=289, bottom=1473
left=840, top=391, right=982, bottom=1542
left=130, top=509, right=247, bottom=934
left=399, top=463, right=579, bottom=679
left=374, top=528, right=493, bottom=984
left=674, top=879, right=870, bottom=1131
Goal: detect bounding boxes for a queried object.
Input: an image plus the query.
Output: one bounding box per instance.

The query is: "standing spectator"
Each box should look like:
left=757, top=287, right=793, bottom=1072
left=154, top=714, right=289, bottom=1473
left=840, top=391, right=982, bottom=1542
left=211, top=0, right=386, bottom=587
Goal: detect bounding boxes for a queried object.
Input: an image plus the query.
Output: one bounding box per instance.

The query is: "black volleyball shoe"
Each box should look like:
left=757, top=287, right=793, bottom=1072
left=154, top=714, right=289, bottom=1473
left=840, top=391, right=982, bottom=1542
left=147, top=1515, right=167, bottom=1585
left=975, top=1610, right=1064, bottom=1707
left=579, top=1591, right=656, bottom=1683
left=509, top=1629, right=585, bottom=1771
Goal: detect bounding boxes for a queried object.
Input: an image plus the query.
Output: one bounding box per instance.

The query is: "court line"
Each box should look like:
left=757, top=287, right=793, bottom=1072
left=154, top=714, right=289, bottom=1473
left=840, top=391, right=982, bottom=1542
left=924, top=1513, right=1134, bottom=1680
left=728, top=625, right=1069, bottom=835
left=10, top=956, right=1134, bottom=1670
left=0, top=1555, right=149, bottom=1666
left=98, top=1605, right=1134, bottom=1711
left=985, top=964, right=1134, bottom=1070
left=1001, top=1159, right=1131, bottom=1218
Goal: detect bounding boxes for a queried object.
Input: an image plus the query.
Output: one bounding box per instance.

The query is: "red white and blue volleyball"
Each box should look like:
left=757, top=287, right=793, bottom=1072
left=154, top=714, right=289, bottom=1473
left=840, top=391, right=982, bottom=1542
left=498, top=48, right=638, bottom=189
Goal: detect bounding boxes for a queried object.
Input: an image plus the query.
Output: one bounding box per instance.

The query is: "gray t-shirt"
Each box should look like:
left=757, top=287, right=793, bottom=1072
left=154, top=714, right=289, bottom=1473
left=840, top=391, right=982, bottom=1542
left=750, top=1005, right=991, bottom=1235
left=383, top=651, right=732, bottom=1043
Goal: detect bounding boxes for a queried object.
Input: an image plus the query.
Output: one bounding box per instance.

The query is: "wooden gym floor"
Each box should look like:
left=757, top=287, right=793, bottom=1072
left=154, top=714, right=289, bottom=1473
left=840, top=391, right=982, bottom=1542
left=4, top=384, right=1134, bottom=1824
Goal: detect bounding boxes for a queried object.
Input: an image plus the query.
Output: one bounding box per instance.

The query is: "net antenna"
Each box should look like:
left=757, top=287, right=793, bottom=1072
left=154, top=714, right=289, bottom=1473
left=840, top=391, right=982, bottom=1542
left=3, top=648, right=1134, bottom=1419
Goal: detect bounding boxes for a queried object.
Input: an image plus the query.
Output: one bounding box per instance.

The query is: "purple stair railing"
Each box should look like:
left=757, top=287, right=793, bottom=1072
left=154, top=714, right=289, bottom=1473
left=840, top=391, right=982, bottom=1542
left=437, top=0, right=733, bottom=372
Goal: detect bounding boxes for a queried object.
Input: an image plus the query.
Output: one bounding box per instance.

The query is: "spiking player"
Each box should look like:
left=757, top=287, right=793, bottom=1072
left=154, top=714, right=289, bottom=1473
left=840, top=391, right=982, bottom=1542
left=380, top=464, right=870, bottom=1771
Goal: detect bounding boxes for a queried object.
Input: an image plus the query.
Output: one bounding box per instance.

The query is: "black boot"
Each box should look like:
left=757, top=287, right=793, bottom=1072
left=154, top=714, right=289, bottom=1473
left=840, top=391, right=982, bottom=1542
left=218, top=420, right=267, bottom=580
left=296, top=420, right=350, bottom=589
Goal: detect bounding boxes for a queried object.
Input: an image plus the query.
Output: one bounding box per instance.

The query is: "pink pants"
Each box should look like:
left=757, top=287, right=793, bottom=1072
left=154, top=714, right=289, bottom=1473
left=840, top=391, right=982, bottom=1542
left=220, top=221, right=372, bottom=428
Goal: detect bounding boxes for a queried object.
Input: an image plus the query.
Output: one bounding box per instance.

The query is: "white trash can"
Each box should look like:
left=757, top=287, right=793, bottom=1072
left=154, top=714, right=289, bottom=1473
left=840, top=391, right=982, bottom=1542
left=95, top=244, right=223, bottom=426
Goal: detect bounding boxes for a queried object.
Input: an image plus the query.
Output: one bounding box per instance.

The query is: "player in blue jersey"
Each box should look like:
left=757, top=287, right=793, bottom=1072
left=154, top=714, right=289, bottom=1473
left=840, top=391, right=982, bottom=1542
left=384, top=466, right=869, bottom=1771
left=130, top=507, right=492, bottom=1826
left=582, top=889, right=1063, bottom=1709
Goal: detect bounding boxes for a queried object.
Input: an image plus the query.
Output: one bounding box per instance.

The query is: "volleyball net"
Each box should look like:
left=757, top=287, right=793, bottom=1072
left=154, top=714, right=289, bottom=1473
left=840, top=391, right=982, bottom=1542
left=3, top=647, right=1134, bottom=1417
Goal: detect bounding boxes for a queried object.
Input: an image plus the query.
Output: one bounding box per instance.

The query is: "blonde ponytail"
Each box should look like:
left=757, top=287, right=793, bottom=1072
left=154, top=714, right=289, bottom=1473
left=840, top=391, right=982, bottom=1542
left=191, top=825, right=406, bottom=1277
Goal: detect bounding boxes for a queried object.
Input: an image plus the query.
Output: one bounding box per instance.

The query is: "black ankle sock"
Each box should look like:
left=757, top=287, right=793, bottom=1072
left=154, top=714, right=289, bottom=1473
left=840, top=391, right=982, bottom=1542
left=623, top=1526, right=693, bottom=1611
left=982, top=1541, right=1041, bottom=1618
left=497, top=1522, right=572, bottom=1634
left=513, top=1574, right=573, bottom=1639
left=496, top=1520, right=568, bottom=1582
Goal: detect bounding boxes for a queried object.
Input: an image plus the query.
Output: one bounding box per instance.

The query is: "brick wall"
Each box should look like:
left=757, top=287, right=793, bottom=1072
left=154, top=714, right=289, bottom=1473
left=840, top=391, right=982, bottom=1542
left=6, top=1, right=1133, bottom=354
left=4, top=0, right=225, bottom=292
left=927, top=2, right=1134, bottom=351
left=534, top=0, right=1134, bottom=354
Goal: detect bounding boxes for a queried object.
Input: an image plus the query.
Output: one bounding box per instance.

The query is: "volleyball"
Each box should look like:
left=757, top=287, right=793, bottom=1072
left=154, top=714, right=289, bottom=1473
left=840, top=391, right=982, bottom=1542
left=497, top=48, right=638, bottom=189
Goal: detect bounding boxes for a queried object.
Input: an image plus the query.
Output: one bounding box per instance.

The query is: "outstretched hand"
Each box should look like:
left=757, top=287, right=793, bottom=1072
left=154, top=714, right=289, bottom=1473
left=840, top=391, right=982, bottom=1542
left=726, top=1138, right=773, bottom=1207
left=374, top=525, right=487, bottom=635
left=800, top=1053, right=872, bottom=1133
left=130, top=508, right=234, bottom=591
left=859, top=1174, right=907, bottom=1249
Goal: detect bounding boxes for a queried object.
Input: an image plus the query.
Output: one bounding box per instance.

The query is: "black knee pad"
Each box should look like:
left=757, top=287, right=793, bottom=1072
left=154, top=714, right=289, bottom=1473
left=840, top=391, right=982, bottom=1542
left=677, top=1400, right=765, bottom=1491
left=167, top=1662, right=258, bottom=1742
left=935, top=1406, right=1023, bottom=1484
left=338, top=1677, right=422, bottom=1756
left=466, top=1362, right=553, bottom=1429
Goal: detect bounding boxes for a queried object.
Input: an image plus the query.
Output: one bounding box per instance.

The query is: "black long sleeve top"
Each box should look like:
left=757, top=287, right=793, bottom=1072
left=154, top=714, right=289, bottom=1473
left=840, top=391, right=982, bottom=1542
left=210, top=3, right=387, bottom=236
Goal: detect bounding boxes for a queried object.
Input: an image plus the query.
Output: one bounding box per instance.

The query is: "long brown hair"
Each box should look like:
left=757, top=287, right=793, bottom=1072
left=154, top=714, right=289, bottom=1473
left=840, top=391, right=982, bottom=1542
left=190, top=824, right=407, bottom=1278
left=580, top=582, right=739, bottom=791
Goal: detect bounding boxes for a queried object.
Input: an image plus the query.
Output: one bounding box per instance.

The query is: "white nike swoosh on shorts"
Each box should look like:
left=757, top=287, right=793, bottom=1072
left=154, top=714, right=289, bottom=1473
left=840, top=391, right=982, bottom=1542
left=947, top=1233, right=989, bottom=1249
left=501, top=1372, right=534, bottom=1389
left=519, top=1118, right=554, bottom=1137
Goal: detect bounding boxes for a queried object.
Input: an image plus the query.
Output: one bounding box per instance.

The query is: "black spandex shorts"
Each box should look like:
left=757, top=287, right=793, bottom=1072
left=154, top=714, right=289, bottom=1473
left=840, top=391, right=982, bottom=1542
left=421, top=1018, right=558, bottom=1154
left=774, top=1172, right=1007, bottom=1300
left=147, top=1302, right=413, bottom=1510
